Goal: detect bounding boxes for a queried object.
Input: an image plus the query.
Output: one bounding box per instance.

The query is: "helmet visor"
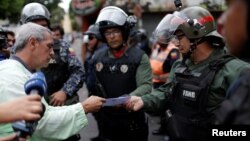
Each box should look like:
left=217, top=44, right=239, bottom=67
left=153, top=12, right=187, bottom=44
left=96, top=6, right=128, bottom=26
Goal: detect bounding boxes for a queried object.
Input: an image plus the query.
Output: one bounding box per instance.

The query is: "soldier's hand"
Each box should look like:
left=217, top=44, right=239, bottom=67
left=50, top=90, right=67, bottom=106
left=124, top=96, right=144, bottom=111
left=81, top=96, right=105, bottom=114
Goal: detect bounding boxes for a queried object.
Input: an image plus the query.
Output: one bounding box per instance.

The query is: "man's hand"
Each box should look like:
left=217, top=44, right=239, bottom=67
left=50, top=90, right=67, bottom=106
left=0, top=133, right=29, bottom=141
left=82, top=96, right=105, bottom=113
left=0, top=133, right=17, bottom=141
left=124, top=96, right=144, bottom=111
left=0, top=95, right=42, bottom=123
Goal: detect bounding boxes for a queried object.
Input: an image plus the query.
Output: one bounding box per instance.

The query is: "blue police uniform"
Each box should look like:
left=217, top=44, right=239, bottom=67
left=42, top=39, right=85, bottom=106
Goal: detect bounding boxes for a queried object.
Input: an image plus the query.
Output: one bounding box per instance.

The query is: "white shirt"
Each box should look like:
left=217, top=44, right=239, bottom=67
left=0, top=59, right=88, bottom=140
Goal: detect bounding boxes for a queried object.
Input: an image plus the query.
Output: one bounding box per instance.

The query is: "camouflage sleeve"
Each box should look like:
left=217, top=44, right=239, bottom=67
left=60, top=41, right=85, bottom=96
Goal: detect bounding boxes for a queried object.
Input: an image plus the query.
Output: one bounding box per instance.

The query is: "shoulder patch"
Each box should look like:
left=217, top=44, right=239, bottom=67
left=68, top=48, right=76, bottom=56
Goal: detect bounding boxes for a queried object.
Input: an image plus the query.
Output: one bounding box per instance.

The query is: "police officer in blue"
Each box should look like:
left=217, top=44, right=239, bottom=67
left=83, top=24, right=107, bottom=96
left=91, top=6, right=152, bottom=141
left=19, top=2, right=84, bottom=141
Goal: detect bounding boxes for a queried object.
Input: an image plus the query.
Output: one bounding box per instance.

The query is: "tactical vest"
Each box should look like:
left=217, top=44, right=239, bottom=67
left=94, top=47, right=143, bottom=98
left=167, top=55, right=234, bottom=140
left=150, top=44, right=178, bottom=83
left=93, top=47, right=148, bottom=140
left=42, top=42, right=79, bottom=105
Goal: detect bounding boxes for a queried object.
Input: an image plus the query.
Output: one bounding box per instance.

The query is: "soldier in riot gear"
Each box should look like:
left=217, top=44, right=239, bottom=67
left=126, top=6, right=250, bottom=141
left=128, top=28, right=151, bottom=56
left=20, top=2, right=50, bottom=27
left=91, top=6, right=152, bottom=141
left=83, top=24, right=107, bottom=95
left=19, top=2, right=85, bottom=141
left=215, top=0, right=250, bottom=124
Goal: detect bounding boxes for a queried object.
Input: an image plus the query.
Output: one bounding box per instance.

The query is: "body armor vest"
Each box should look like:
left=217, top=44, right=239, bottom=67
left=94, top=47, right=143, bottom=98
left=42, top=41, right=79, bottom=105
left=167, top=55, right=234, bottom=140
left=93, top=47, right=148, bottom=136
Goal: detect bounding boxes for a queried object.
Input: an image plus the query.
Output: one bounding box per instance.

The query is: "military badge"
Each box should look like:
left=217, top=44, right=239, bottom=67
left=68, top=47, right=76, bottom=56
left=48, top=58, right=56, bottom=64
left=120, top=64, right=128, bottom=73
left=96, top=62, right=103, bottom=72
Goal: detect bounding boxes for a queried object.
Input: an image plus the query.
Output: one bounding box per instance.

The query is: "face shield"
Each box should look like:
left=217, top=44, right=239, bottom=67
left=95, top=6, right=128, bottom=26
left=153, top=12, right=187, bottom=44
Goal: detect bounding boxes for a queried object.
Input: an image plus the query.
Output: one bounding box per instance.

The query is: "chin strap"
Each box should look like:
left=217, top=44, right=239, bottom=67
left=181, top=38, right=205, bottom=66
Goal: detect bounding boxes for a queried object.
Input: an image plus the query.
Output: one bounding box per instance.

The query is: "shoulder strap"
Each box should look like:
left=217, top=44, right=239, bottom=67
left=198, top=55, right=235, bottom=114
left=209, top=55, right=235, bottom=71
left=201, top=55, right=235, bottom=86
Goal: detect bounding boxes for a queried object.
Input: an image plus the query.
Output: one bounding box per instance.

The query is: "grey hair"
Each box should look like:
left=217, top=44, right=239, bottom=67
left=14, top=22, right=52, bottom=53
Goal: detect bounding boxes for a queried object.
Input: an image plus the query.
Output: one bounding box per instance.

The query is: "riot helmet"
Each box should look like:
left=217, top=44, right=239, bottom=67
left=20, top=2, right=51, bottom=25
left=154, top=6, right=224, bottom=48
left=84, top=24, right=102, bottom=40
left=96, top=6, right=136, bottom=42
left=0, top=28, right=7, bottom=49
left=179, top=6, right=222, bottom=40
left=156, top=7, right=221, bottom=40
left=153, top=14, right=181, bottom=45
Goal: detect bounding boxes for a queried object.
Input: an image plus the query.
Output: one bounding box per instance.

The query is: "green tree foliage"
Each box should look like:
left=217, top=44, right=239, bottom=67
left=50, top=7, right=65, bottom=24
left=0, top=0, right=25, bottom=23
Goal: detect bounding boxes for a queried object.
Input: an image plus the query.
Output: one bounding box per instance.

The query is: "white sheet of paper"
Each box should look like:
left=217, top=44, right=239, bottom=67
left=103, top=96, right=130, bottom=106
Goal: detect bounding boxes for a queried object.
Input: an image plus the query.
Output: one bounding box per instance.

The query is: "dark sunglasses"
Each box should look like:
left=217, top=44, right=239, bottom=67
left=88, top=35, right=96, bottom=41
